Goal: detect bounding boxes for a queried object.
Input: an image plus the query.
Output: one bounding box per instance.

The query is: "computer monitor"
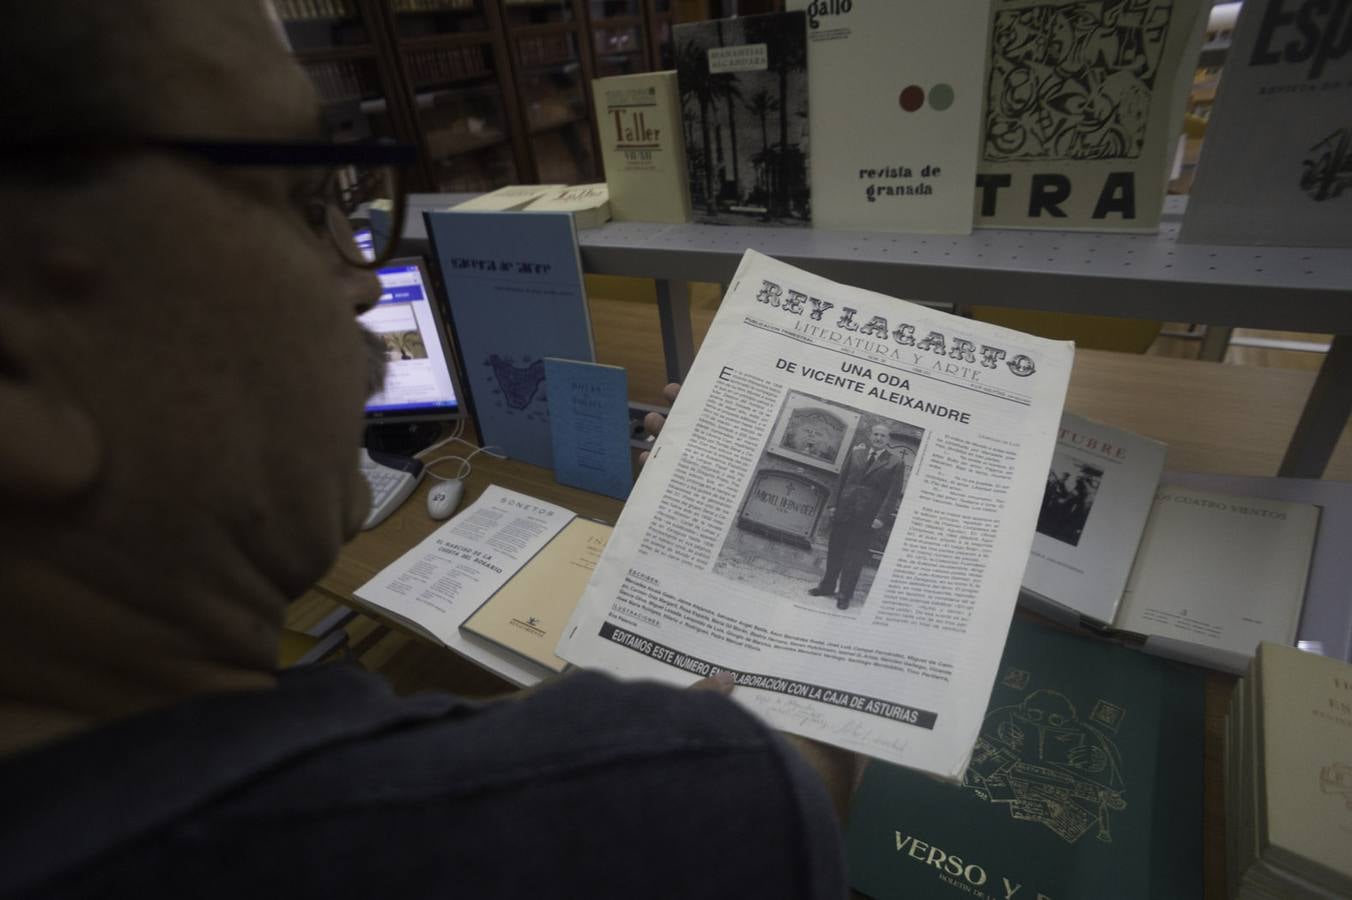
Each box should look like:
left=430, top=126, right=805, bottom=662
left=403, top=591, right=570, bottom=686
left=359, top=256, right=464, bottom=431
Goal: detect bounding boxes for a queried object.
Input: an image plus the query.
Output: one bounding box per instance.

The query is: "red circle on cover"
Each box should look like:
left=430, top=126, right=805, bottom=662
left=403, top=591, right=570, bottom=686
left=899, top=85, right=925, bottom=112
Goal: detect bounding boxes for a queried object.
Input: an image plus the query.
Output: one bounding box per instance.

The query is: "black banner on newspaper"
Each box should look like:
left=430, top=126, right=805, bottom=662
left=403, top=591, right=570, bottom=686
left=599, top=622, right=938, bottom=730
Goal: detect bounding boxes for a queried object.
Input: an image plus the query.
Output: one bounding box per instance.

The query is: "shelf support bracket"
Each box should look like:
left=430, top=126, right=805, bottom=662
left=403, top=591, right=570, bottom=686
left=655, top=278, right=694, bottom=384
left=1280, top=333, right=1352, bottom=478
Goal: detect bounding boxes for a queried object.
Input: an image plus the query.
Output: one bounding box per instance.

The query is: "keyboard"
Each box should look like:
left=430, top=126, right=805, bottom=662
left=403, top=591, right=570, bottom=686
left=359, top=448, right=425, bottom=530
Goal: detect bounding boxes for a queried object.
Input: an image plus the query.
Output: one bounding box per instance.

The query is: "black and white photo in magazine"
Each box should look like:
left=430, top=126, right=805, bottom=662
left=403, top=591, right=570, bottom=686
left=1036, top=453, right=1103, bottom=547
left=712, top=390, right=922, bottom=613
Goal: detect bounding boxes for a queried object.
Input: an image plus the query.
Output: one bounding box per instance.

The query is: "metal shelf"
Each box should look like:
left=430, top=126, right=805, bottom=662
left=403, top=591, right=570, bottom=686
left=400, top=195, right=1352, bottom=333
left=393, top=193, right=1352, bottom=477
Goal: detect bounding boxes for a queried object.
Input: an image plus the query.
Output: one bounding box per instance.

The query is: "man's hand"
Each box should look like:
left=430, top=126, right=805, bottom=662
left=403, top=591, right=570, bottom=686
left=637, top=385, right=866, bottom=820
left=690, top=670, right=735, bottom=694
left=639, top=382, right=680, bottom=466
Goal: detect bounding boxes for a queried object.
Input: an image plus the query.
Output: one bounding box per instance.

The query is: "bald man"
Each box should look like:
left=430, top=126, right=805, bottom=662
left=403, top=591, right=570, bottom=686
left=0, top=4, right=847, bottom=897
left=809, top=424, right=904, bottom=611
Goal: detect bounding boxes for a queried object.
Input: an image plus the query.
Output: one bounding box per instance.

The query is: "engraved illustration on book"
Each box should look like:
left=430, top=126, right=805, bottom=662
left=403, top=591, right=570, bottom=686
left=964, top=673, right=1127, bottom=845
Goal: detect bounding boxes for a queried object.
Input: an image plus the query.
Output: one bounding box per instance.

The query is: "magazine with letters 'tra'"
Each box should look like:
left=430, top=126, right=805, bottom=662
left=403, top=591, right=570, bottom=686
left=557, top=250, right=1074, bottom=780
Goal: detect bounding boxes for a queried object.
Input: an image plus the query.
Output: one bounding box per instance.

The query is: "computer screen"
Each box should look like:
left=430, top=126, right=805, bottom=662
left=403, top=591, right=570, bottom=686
left=359, top=257, right=462, bottom=423
left=354, top=228, right=375, bottom=261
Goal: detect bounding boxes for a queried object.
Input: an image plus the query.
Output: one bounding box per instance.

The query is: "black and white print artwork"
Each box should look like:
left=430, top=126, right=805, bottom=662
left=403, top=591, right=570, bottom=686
left=984, top=0, right=1174, bottom=162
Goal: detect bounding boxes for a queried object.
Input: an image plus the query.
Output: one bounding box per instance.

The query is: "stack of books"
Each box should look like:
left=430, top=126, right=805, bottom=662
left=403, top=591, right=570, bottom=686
left=1225, top=643, right=1352, bottom=899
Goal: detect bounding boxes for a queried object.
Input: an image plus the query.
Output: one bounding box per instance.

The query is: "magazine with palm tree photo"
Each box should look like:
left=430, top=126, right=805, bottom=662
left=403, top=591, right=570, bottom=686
left=674, top=11, right=810, bottom=227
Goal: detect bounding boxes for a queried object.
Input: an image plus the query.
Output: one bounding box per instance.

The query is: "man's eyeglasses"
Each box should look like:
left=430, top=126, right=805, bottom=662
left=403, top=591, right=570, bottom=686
left=0, top=137, right=417, bottom=269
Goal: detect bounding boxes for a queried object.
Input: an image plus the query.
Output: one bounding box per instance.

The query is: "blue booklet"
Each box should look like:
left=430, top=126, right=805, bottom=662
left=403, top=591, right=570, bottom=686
left=424, top=210, right=595, bottom=470
left=544, top=358, right=632, bottom=500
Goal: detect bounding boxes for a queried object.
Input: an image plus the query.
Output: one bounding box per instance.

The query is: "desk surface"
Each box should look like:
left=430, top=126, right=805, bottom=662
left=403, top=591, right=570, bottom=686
left=312, top=344, right=1352, bottom=900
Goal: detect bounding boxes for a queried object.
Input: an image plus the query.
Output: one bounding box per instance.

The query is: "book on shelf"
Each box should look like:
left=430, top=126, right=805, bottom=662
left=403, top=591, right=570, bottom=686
left=848, top=617, right=1205, bottom=900
left=1020, top=413, right=1168, bottom=626
left=523, top=183, right=612, bottom=229
left=1225, top=643, right=1352, bottom=899
left=1163, top=471, right=1352, bottom=663
left=451, top=184, right=566, bottom=212
left=973, top=0, right=1208, bottom=232
left=461, top=516, right=613, bottom=673
left=785, top=0, right=992, bottom=235
left=674, top=11, right=812, bottom=227
left=353, top=486, right=606, bottom=686
left=1180, top=0, right=1352, bottom=248
left=1114, top=485, right=1320, bottom=674
left=274, top=0, right=358, bottom=20
left=424, top=209, right=594, bottom=471
left=592, top=71, right=692, bottom=224
left=556, top=249, right=1076, bottom=778
left=395, top=0, right=477, bottom=11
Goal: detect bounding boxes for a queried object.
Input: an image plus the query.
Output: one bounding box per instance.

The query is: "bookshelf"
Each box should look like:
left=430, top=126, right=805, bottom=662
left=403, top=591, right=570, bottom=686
left=274, top=0, right=687, bottom=189
left=388, top=192, right=1352, bottom=479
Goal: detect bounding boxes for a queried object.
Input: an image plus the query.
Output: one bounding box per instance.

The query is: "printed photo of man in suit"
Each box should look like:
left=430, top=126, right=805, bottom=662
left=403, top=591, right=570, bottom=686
left=810, top=424, right=905, bottom=610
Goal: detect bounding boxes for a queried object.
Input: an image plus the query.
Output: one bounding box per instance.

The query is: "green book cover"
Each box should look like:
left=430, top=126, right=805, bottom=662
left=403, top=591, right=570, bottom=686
left=847, top=618, right=1204, bottom=899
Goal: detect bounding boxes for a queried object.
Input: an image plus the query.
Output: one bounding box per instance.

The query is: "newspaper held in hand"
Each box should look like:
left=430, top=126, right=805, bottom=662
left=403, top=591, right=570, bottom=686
left=557, top=250, right=1074, bottom=780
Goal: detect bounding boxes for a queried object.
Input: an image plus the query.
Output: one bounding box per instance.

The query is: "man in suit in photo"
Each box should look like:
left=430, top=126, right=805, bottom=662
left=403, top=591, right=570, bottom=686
left=810, top=424, right=905, bottom=610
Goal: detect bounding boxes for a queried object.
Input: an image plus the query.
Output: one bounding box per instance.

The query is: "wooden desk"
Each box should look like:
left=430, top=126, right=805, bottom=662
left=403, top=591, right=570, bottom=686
left=308, top=347, right=1351, bottom=900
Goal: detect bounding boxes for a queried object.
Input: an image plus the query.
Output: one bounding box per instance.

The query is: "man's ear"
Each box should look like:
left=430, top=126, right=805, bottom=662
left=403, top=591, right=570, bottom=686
left=0, top=300, right=102, bottom=503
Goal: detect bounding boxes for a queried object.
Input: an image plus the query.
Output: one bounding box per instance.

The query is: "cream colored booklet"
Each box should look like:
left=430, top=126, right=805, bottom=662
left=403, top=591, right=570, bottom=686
left=462, top=517, right=612, bottom=672
left=1251, top=642, right=1352, bottom=897
left=787, top=0, right=992, bottom=234
left=1116, top=488, right=1320, bottom=674
left=592, top=71, right=691, bottom=224
left=523, top=183, right=612, bottom=229
left=452, top=184, right=566, bottom=212
left=352, top=484, right=579, bottom=687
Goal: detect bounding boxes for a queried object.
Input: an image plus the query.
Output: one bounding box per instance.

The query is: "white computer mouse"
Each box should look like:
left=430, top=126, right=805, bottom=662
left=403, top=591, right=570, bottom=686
left=426, top=480, right=464, bottom=520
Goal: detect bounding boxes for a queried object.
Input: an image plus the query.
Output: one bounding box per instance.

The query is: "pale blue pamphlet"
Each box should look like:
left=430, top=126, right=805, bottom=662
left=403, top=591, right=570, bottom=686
left=544, top=358, right=632, bottom=500
left=424, top=210, right=595, bottom=470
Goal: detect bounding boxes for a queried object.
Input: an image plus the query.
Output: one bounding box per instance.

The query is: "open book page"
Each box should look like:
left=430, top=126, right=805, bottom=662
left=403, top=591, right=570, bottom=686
left=1161, top=472, right=1352, bottom=663
left=1022, top=414, right=1167, bottom=625
left=355, top=485, right=575, bottom=686
left=1115, top=488, right=1320, bottom=672
left=557, top=250, right=1073, bottom=779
